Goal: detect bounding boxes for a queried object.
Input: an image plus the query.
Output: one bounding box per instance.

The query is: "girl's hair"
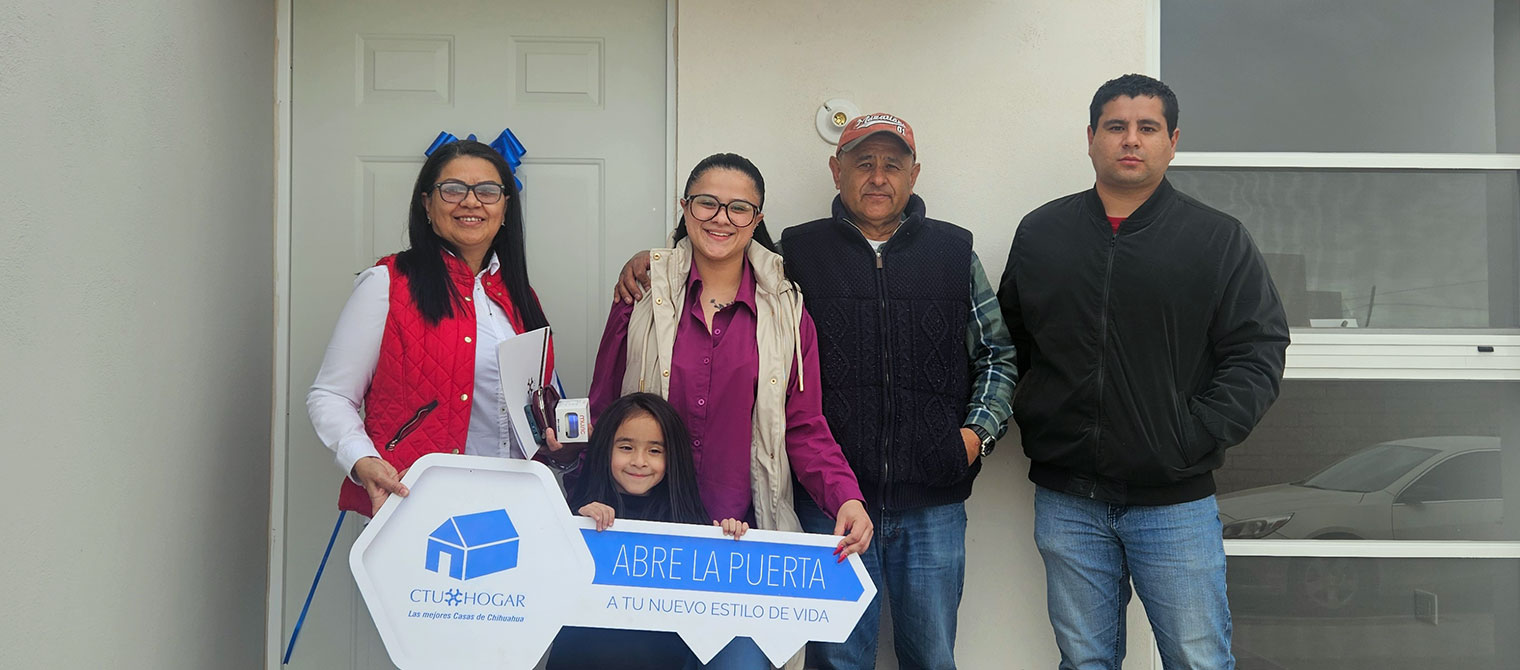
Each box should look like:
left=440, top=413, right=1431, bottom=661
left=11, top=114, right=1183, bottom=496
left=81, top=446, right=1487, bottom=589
left=671, top=152, right=777, bottom=253
left=394, top=139, right=550, bottom=330
left=571, top=393, right=710, bottom=525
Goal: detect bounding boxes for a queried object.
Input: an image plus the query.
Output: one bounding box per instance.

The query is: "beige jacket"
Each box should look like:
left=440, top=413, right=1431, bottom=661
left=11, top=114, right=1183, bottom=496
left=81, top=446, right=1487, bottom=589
left=621, top=239, right=806, bottom=533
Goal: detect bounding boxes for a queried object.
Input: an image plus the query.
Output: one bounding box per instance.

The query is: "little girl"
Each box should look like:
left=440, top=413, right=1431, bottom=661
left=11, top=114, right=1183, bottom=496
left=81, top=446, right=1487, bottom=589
left=545, top=393, right=748, bottom=670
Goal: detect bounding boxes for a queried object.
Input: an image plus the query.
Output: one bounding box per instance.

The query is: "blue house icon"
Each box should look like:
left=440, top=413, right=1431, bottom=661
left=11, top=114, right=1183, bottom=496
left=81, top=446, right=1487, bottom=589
left=425, top=509, right=520, bottom=581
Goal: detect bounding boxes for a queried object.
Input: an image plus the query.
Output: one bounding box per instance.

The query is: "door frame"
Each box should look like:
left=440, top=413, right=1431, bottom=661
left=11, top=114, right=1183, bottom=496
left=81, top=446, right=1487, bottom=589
left=263, top=1, right=679, bottom=665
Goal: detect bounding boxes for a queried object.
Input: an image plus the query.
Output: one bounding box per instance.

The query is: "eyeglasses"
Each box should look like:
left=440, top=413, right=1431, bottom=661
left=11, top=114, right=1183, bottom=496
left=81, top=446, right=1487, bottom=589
left=684, top=194, right=760, bottom=227
left=433, top=180, right=507, bottom=204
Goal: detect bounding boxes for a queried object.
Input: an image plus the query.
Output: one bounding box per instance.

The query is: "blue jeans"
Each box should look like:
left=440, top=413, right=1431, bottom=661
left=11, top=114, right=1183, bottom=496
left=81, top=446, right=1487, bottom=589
left=1033, top=486, right=1233, bottom=670
left=547, top=627, right=696, bottom=669
left=795, top=495, right=967, bottom=670
left=697, top=636, right=774, bottom=669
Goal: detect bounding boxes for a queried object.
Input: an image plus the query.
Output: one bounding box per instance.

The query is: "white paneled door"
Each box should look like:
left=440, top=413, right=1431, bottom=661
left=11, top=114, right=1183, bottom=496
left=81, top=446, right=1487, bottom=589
left=280, top=2, right=667, bottom=667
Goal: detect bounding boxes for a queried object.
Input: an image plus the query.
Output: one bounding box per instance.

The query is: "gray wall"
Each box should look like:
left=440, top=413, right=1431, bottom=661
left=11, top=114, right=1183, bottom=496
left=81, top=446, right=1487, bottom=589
left=0, top=1, right=274, bottom=666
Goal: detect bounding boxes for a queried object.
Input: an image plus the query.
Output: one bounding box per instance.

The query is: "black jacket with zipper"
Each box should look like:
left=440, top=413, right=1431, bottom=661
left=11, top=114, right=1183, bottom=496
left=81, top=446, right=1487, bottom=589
left=998, top=179, right=1289, bottom=506
left=783, top=194, right=977, bottom=511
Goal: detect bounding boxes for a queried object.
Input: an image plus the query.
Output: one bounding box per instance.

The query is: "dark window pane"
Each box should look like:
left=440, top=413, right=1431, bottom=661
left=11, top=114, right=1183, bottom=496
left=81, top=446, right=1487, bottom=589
left=1400, top=451, right=1502, bottom=503
left=1168, top=169, right=1520, bottom=329
left=1217, top=381, right=1520, bottom=540
left=1229, top=557, right=1520, bottom=669
left=1161, top=0, right=1520, bottom=153
left=1301, top=444, right=1439, bottom=493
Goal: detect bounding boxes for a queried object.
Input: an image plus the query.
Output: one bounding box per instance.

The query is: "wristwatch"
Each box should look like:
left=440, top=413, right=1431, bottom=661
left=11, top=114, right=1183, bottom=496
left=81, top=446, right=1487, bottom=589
left=969, top=426, right=996, bottom=458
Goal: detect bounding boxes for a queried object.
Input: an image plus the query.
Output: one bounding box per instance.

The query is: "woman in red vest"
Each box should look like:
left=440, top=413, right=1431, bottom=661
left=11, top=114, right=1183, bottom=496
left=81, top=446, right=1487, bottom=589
left=307, top=139, right=568, bottom=517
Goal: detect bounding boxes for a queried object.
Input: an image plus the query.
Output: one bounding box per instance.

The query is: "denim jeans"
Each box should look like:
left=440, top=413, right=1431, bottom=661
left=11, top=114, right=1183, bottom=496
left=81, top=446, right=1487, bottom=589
left=547, top=627, right=696, bottom=669
left=795, top=495, right=967, bottom=670
left=696, top=636, right=774, bottom=669
left=1033, top=486, right=1233, bottom=670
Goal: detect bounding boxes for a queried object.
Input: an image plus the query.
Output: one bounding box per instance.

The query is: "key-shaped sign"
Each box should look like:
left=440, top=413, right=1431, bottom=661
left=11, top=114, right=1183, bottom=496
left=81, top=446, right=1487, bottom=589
left=350, top=454, right=876, bottom=668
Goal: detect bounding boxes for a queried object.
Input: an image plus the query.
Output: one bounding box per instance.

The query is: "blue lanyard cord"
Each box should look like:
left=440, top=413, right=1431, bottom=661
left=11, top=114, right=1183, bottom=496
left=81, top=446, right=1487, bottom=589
left=282, top=510, right=348, bottom=665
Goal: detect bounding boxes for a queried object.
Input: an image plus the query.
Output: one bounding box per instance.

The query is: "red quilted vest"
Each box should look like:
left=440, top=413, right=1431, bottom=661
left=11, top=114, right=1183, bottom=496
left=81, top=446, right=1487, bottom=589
left=337, top=253, right=554, bottom=516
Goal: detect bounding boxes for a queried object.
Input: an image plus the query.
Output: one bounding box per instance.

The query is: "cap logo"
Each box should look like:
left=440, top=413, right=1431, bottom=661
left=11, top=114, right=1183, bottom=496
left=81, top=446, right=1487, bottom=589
left=851, top=114, right=906, bottom=135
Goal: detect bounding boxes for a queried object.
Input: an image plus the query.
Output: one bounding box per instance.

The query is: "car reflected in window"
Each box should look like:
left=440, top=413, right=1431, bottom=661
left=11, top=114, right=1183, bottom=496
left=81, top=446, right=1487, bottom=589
left=1295, top=443, right=1438, bottom=494
left=1218, top=436, right=1502, bottom=614
left=1219, top=436, right=1501, bottom=542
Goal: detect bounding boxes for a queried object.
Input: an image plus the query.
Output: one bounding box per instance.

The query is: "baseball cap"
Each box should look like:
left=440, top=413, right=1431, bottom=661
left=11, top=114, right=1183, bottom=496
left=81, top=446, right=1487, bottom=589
left=837, top=113, right=915, bottom=156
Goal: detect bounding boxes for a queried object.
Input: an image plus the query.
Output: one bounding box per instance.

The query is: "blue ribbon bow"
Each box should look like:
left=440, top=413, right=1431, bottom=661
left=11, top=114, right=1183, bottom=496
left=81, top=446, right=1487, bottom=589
left=425, top=129, right=527, bottom=191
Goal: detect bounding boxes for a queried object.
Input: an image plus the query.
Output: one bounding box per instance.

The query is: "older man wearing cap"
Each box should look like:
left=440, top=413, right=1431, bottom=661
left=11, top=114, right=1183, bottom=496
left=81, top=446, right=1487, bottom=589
left=784, top=113, right=1016, bottom=670
left=616, top=114, right=1016, bottom=669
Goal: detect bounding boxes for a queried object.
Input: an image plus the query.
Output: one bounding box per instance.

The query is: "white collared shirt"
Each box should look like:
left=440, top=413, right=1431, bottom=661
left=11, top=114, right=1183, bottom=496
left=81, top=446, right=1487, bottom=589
left=307, top=253, right=527, bottom=481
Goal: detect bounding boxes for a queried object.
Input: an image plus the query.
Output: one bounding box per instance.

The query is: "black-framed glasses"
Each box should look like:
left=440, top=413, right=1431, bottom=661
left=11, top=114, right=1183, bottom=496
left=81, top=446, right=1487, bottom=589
left=684, top=194, right=760, bottom=227
left=433, top=180, right=507, bottom=204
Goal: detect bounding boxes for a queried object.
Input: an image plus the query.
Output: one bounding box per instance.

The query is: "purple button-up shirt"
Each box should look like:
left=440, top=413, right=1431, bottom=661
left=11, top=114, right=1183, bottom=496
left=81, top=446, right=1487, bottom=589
left=590, top=258, right=863, bottom=524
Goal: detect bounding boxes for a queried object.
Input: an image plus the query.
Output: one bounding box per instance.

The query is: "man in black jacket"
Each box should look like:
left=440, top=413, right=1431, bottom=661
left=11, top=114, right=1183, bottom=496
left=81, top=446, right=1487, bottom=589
left=998, top=74, right=1288, bottom=669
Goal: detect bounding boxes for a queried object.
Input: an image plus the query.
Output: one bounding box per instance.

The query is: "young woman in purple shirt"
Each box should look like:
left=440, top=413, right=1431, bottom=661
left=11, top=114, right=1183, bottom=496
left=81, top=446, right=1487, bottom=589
left=588, top=154, right=872, bottom=669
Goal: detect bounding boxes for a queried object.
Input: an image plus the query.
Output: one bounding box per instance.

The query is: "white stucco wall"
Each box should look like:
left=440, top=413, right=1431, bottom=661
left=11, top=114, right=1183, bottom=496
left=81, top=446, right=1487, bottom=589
left=676, top=1, right=1153, bottom=667
left=0, top=1, right=274, bottom=666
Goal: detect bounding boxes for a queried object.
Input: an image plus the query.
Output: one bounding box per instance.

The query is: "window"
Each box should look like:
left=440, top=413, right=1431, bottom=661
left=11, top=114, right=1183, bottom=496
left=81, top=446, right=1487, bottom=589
left=1229, top=557, right=1520, bottom=668
left=1161, top=0, right=1519, bottom=154
left=1158, top=1, right=1520, bottom=665
left=1166, top=169, right=1519, bottom=329
left=1215, top=380, right=1518, bottom=540
left=1159, top=0, right=1520, bottom=351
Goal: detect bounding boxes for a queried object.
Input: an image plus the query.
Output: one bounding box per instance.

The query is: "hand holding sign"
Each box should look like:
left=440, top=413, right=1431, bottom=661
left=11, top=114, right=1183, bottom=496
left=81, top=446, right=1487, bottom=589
left=351, top=457, right=410, bottom=516
left=832, top=499, right=873, bottom=560
left=714, top=518, right=750, bottom=539
left=349, top=455, right=877, bottom=669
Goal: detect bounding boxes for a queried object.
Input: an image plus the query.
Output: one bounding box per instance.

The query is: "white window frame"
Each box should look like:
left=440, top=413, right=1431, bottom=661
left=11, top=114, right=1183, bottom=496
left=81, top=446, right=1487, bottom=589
left=1174, top=153, right=1520, bottom=171
left=1224, top=539, right=1520, bottom=559
left=1287, top=332, right=1520, bottom=380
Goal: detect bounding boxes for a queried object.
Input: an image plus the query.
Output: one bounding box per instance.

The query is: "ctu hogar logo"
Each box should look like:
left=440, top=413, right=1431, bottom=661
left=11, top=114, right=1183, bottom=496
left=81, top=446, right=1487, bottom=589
left=425, top=509, right=520, bottom=581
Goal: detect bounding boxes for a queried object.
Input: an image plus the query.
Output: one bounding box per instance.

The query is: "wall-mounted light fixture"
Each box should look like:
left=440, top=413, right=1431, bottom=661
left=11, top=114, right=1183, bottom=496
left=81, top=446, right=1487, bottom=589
left=815, top=98, right=860, bottom=146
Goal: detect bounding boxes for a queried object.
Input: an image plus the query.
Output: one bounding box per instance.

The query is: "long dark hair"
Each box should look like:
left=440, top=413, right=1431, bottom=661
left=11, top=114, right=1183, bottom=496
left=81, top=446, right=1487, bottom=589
left=572, top=393, right=710, bottom=525
left=395, top=140, right=550, bottom=329
left=672, top=152, right=777, bottom=253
